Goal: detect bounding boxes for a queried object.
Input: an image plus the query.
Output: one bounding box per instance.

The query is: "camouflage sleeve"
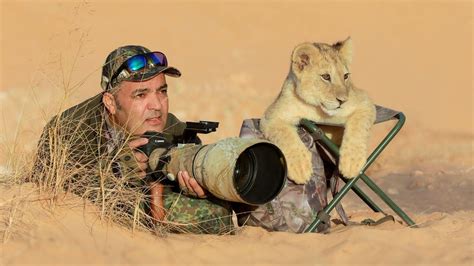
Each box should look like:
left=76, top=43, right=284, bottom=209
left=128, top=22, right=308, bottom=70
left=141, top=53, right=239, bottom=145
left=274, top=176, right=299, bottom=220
left=30, top=117, right=153, bottom=229
left=30, top=116, right=75, bottom=185
left=30, top=118, right=55, bottom=184
left=160, top=187, right=234, bottom=234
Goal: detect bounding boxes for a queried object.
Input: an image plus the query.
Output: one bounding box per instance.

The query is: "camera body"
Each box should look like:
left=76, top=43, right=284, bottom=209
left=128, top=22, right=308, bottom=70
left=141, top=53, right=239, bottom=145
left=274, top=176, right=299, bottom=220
left=137, top=120, right=219, bottom=157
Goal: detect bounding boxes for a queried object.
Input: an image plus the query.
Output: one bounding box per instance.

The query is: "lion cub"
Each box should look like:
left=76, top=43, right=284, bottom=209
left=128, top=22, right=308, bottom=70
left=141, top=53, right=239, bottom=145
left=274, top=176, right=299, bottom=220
left=261, top=38, right=376, bottom=184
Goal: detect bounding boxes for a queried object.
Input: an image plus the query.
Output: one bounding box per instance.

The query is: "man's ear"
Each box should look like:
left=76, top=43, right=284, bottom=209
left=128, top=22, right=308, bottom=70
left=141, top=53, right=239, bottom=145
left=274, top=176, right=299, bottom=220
left=102, top=92, right=117, bottom=115
left=291, top=42, right=317, bottom=76
left=333, top=37, right=353, bottom=66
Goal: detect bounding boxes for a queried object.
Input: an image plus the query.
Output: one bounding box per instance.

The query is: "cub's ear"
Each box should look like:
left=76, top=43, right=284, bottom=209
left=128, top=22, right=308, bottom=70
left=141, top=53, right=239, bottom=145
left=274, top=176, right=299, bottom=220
left=333, top=37, right=353, bottom=66
left=291, top=42, right=317, bottom=75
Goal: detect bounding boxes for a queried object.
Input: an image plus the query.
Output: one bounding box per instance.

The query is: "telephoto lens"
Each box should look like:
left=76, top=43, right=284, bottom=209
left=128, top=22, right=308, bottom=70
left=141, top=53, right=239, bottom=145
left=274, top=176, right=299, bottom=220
left=148, top=138, right=287, bottom=205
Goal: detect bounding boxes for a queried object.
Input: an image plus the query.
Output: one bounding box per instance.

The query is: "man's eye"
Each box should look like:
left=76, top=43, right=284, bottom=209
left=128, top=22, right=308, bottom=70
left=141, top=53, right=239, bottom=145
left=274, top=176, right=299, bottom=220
left=321, top=74, right=331, bottom=82
left=135, top=93, right=145, bottom=98
left=344, top=73, right=350, bottom=80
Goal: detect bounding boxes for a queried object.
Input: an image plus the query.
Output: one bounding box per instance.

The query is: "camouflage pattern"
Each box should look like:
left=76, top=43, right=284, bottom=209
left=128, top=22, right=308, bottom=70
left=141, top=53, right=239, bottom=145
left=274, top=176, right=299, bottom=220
left=161, top=187, right=234, bottom=234
left=236, top=118, right=348, bottom=233
left=101, top=45, right=181, bottom=91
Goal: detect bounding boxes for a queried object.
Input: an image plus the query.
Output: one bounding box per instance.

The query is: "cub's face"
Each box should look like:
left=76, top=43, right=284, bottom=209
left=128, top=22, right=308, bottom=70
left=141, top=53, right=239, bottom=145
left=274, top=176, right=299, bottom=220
left=291, top=39, right=353, bottom=116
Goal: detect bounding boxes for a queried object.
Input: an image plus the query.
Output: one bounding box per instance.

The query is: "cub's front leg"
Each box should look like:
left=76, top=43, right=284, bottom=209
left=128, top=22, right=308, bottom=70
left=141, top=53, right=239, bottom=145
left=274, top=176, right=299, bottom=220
left=338, top=107, right=375, bottom=178
left=261, top=118, right=313, bottom=184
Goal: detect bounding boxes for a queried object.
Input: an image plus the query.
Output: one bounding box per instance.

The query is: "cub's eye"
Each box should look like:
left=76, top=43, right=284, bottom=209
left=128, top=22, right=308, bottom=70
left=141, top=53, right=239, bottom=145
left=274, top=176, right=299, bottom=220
left=344, top=73, right=350, bottom=80
left=321, top=74, right=331, bottom=82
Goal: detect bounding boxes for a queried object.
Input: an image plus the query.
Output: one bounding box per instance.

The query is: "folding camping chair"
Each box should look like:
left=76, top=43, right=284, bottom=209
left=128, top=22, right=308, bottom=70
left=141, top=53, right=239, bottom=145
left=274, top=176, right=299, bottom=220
left=300, top=106, right=417, bottom=233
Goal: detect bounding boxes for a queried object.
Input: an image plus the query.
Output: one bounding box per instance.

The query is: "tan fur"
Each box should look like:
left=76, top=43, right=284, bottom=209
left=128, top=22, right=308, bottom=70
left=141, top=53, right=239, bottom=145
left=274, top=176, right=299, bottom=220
left=261, top=38, right=376, bottom=184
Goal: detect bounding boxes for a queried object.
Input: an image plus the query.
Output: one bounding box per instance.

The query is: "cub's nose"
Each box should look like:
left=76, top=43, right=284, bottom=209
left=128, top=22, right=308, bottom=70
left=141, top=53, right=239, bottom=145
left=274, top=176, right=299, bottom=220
left=337, top=98, right=346, bottom=106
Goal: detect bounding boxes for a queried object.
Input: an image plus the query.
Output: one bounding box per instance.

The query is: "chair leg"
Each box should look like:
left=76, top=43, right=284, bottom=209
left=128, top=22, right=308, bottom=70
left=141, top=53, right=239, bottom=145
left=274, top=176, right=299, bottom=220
left=304, top=174, right=361, bottom=232
left=304, top=173, right=416, bottom=233
left=301, top=113, right=416, bottom=233
left=360, top=174, right=416, bottom=227
left=347, top=181, right=384, bottom=213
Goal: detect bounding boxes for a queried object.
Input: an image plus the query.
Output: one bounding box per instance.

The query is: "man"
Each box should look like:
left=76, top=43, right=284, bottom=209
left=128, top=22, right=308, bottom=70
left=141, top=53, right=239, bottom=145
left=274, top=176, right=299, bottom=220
left=32, top=45, right=233, bottom=234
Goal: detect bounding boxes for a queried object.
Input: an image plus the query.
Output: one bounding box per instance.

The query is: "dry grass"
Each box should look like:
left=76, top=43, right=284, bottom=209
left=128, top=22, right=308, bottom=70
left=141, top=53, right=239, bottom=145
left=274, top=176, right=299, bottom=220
left=0, top=192, right=29, bottom=244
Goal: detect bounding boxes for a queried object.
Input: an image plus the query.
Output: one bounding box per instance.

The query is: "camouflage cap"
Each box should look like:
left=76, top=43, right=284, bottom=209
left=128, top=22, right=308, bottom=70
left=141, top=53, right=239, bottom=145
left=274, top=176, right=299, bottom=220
left=101, top=45, right=181, bottom=91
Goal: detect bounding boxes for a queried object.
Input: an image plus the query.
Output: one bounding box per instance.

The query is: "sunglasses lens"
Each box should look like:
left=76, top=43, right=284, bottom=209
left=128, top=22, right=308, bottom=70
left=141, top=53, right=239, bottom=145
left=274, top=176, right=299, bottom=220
left=150, top=52, right=167, bottom=66
left=126, top=55, right=147, bottom=71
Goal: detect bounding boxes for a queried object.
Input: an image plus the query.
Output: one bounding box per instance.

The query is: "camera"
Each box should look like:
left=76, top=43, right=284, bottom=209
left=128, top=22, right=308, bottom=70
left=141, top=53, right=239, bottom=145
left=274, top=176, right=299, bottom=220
left=138, top=121, right=287, bottom=205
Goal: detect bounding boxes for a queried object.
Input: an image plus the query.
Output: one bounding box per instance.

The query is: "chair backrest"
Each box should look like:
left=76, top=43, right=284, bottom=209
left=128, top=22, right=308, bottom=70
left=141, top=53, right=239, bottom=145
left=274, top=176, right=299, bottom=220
left=373, top=105, right=401, bottom=124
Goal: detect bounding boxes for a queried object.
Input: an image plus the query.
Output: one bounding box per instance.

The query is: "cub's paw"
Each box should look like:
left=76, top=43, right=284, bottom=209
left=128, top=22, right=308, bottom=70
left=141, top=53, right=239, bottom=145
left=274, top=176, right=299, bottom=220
left=284, top=147, right=313, bottom=184
left=339, top=146, right=366, bottom=179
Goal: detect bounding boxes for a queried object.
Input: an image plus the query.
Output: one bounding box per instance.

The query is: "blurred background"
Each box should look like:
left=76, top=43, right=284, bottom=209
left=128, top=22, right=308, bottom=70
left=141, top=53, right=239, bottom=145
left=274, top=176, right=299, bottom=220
left=0, top=0, right=472, bottom=161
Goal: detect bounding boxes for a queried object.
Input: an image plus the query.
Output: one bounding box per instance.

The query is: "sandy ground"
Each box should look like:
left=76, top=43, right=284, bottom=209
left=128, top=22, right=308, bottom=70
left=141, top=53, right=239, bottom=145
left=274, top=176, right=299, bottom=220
left=1, top=1, right=473, bottom=265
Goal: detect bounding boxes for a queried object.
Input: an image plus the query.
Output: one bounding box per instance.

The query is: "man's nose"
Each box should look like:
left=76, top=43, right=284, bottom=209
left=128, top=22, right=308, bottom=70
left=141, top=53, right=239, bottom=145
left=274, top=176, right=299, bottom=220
left=147, top=94, right=162, bottom=110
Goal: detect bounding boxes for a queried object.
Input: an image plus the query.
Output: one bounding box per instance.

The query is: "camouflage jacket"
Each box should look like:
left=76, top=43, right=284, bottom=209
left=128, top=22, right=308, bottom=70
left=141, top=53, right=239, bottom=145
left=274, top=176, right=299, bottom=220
left=31, top=93, right=187, bottom=227
left=235, top=119, right=348, bottom=233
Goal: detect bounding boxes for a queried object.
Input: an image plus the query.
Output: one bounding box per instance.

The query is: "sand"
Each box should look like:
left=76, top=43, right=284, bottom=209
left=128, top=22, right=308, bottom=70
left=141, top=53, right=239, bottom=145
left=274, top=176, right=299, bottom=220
left=1, top=1, right=473, bottom=265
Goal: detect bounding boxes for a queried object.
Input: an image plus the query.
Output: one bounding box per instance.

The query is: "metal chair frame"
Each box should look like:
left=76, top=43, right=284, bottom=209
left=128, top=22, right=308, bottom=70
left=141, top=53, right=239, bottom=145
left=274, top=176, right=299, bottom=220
left=300, top=110, right=416, bottom=233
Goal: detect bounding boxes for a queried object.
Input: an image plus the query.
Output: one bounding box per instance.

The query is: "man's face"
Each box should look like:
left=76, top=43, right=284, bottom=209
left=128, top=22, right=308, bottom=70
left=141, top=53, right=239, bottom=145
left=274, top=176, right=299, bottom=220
left=104, top=73, right=169, bottom=135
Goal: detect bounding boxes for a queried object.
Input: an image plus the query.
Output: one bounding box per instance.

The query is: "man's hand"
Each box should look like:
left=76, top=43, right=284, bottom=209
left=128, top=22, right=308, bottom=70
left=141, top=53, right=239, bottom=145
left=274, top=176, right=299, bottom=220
left=177, top=170, right=207, bottom=198
left=127, top=137, right=149, bottom=179
left=148, top=172, right=207, bottom=222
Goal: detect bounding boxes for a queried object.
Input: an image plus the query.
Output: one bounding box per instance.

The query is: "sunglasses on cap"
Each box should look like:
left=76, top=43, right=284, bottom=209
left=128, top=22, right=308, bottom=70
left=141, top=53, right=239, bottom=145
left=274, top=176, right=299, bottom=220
left=109, top=51, right=168, bottom=88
